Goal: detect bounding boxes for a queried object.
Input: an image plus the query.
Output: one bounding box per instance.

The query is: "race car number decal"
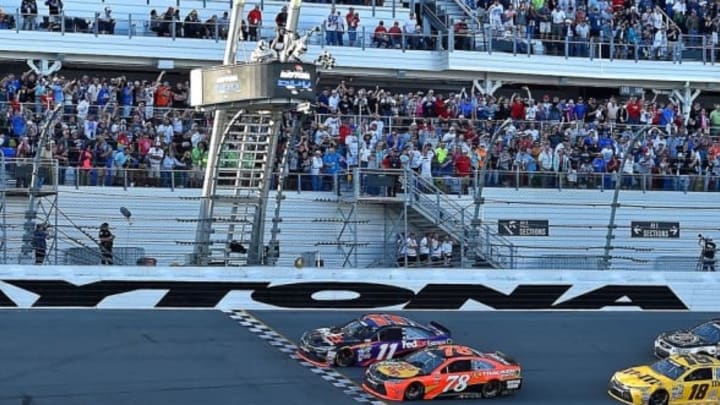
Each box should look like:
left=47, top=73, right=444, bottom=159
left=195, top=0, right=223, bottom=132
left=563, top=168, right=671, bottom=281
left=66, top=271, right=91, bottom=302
left=377, top=343, right=399, bottom=360
left=679, top=354, right=714, bottom=366
left=689, top=383, right=710, bottom=400
left=443, top=375, right=470, bottom=392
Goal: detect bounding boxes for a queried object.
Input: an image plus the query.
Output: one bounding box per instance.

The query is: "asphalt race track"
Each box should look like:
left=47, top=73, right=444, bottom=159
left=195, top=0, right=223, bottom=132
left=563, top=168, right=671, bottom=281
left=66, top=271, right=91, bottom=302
left=0, top=310, right=718, bottom=405
left=0, top=310, right=351, bottom=405
left=253, top=311, right=720, bottom=405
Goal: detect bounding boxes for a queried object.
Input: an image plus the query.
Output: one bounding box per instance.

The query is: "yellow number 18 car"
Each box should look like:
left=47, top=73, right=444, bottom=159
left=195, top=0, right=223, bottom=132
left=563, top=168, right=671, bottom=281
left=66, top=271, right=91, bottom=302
left=608, top=353, right=720, bottom=405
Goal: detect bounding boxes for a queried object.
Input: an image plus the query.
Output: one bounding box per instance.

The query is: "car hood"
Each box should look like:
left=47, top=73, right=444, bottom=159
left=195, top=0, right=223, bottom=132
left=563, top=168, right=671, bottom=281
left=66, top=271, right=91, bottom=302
left=613, top=366, right=669, bottom=388
left=303, top=327, right=357, bottom=347
left=660, top=330, right=710, bottom=348
left=371, top=360, right=423, bottom=379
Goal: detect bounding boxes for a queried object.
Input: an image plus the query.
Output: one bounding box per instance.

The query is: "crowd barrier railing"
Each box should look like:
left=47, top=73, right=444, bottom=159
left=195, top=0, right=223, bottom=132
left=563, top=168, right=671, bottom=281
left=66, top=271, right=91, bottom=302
left=9, top=163, right=715, bottom=195
left=4, top=10, right=717, bottom=64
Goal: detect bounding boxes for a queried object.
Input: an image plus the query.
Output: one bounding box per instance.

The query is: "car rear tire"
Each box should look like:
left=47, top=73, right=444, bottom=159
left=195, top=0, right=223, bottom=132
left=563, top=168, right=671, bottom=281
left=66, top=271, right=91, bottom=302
left=649, top=390, right=669, bottom=405
left=334, top=347, right=354, bottom=367
left=404, top=382, right=425, bottom=401
left=481, top=380, right=501, bottom=398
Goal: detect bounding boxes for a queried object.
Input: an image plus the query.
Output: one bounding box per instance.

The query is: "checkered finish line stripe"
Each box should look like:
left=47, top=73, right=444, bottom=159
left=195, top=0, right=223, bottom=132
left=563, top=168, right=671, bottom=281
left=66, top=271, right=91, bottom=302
left=225, top=310, right=386, bottom=405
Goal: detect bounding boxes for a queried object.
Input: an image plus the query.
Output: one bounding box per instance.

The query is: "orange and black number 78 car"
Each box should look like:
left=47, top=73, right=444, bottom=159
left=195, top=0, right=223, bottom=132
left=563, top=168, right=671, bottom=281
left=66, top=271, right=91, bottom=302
left=363, top=344, right=523, bottom=401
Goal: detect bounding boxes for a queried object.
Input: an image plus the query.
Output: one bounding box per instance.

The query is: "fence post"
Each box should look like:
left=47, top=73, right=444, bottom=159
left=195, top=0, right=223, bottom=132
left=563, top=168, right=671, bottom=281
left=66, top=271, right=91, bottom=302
left=172, top=19, right=176, bottom=40
left=15, top=8, right=20, bottom=33
left=460, top=209, right=466, bottom=268
left=129, top=13, right=133, bottom=39
left=361, top=25, right=366, bottom=50
left=634, top=41, right=639, bottom=62
left=487, top=27, right=492, bottom=55
left=448, top=23, right=454, bottom=52
left=353, top=167, right=360, bottom=198
left=94, top=12, right=99, bottom=36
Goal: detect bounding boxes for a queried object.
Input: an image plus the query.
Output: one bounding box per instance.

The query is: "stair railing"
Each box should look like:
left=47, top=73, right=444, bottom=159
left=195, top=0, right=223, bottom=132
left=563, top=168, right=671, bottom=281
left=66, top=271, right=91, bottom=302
left=405, top=169, right=516, bottom=268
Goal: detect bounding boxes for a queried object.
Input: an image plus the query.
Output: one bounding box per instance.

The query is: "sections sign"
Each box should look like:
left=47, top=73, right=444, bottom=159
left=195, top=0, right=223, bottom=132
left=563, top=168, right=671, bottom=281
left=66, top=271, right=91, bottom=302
left=498, top=220, right=549, bottom=236
left=630, top=221, right=680, bottom=239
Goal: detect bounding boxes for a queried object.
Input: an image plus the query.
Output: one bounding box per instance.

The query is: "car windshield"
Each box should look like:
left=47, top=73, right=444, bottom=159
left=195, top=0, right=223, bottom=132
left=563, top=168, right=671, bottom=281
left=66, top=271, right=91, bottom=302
left=692, top=322, right=720, bottom=343
left=650, top=359, right=687, bottom=380
left=342, top=320, right=371, bottom=338
left=404, top=350, right=445, bottom=374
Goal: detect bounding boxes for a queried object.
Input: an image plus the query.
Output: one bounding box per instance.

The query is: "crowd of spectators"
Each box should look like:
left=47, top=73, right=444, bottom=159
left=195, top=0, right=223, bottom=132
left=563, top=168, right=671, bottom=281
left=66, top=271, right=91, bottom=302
left=466, top=0, right=720, bottom=58
left=2, top=68, right=720, bottom=193
left=0, top=69, right=213, bottom=188
left=6, top=0, right=720, bottom=60
left=298, top=82, right=720, bottom=193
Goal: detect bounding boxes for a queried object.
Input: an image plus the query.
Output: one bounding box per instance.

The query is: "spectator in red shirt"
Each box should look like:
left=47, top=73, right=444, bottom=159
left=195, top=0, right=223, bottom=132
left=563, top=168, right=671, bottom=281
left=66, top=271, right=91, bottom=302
left=155, top=80, right=172, bottom=112
left=373, top=21, right=390, bottom=48
left=510, top=96, right=526, bottom=120
left=626, top=95, right=642, bottom=125
left=247, top=4, right=262, bottom=41
left=388, top=21, right=402, bottom=48
left=454, top=147, right=472, bottom=177
left=346, top=8, right=359, bottom=47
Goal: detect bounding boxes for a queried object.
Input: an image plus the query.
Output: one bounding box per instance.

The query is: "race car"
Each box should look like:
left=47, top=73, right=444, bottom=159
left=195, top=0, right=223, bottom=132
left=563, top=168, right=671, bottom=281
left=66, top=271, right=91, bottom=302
left=608, top=353, right=720, bottom=405
left=654, top=319, right=720, bottom=359
left=362, top=344, right=522, bottom=401
left=296, top=313, right=451, bottom=367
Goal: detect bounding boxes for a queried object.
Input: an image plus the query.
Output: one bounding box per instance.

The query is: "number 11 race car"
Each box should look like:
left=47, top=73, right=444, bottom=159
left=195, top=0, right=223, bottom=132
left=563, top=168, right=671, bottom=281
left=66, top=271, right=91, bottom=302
left=296, top=313, right=452, bottom=367
left=363, top=344, right=523, bottom=401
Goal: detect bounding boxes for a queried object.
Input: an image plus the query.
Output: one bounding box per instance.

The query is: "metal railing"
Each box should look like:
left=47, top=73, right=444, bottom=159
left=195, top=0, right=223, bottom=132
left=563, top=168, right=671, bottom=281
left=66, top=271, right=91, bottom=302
left=401, top=167, right=515, bottom=268
left=6, top=9, right=718, bottom=64
left=24, top=164, right=720, bottom=194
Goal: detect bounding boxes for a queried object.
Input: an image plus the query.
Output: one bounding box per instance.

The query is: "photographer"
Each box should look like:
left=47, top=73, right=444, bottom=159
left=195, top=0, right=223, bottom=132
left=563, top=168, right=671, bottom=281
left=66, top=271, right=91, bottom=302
left=32, top=223, right=49, bottom=265
left=699, top=234, right=717, bottom=272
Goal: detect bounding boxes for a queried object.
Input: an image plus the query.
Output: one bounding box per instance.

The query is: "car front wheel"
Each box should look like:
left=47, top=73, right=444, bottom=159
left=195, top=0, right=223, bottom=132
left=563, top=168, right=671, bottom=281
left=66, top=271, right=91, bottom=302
left=334, top=347, right=354, bottom=367
left=404, top=382, right=425, bottom=401
left=649, top=390, right=669, bottom=405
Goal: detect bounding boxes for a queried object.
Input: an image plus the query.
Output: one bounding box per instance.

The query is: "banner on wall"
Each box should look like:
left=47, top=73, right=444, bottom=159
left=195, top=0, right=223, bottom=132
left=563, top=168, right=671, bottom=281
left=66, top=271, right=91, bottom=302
left=1, top=269, right=716, bottom=311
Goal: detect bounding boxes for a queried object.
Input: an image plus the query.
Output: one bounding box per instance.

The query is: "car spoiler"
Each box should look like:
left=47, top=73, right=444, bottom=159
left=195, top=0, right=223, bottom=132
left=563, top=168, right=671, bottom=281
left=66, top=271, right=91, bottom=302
left=429, top=321, right=451, bottom=336
left=492, top=351, right=519, bottom=366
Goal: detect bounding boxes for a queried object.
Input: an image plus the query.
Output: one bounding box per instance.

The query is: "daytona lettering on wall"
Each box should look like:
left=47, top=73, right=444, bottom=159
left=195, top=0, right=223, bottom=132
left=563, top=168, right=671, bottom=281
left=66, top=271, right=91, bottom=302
left=0, top=280, right=689, bottom=310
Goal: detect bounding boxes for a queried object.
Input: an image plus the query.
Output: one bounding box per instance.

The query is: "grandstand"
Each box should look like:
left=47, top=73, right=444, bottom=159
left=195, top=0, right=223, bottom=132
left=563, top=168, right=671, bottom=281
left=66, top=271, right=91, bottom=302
left=0, top=0, right=719, bottom=271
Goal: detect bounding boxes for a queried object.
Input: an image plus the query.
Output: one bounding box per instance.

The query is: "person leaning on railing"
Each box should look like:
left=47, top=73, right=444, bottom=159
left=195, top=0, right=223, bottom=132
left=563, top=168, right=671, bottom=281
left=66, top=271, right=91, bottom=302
left=21, top=0, right=38, bottom=31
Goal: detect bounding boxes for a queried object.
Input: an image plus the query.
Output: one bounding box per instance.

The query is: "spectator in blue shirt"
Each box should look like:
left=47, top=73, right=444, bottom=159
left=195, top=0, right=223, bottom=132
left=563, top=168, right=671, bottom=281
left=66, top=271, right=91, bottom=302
left=323, top=146, right=342, bottom=174
left=120, top=81, right=135, bottom=117
left=11, top=111, right=26, bottom=137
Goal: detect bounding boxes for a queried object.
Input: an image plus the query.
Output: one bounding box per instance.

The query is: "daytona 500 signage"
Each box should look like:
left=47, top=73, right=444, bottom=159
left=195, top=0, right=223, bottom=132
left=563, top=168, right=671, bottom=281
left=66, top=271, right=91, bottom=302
left=0, top=279, right=699, bottom=310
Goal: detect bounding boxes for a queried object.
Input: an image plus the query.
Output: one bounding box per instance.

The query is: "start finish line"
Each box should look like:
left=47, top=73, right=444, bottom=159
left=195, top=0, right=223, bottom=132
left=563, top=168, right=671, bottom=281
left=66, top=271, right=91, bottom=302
left=0, top=266, right=717, bottom=311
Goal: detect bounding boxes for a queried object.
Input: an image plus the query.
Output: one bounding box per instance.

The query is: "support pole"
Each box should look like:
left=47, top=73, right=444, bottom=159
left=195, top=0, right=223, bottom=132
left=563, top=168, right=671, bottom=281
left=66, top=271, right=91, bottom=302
left=20, top=104, right=62, bottom=263
left=670, top=81, right=701, bottom=127
left=472, top=78, right=503, bottom=97
left=470, top=118, right=511, bottom=263
left=279, top=0, right=303, bottom=63
left=601, top=126, right=650, bottom=270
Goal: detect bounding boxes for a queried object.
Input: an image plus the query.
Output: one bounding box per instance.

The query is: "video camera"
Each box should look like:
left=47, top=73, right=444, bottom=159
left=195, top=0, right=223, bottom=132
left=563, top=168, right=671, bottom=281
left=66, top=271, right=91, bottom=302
left=699, top=234, right=716, bottom=250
